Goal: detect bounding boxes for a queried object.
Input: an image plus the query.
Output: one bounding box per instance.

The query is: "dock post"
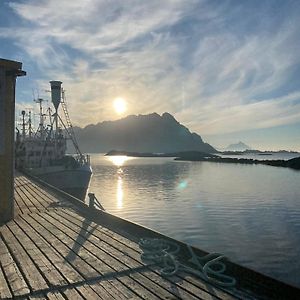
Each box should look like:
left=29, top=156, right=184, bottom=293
left=88, top=193, right=95, bottom=208
left=0, top=58, right=26, bottom=224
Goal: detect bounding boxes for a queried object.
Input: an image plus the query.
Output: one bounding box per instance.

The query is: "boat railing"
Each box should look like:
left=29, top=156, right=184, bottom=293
left=73, top=153, right=91, bottom=166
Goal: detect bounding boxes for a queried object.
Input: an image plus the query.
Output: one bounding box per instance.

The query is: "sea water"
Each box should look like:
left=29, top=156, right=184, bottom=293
left=87, top=153, right=300, bottom=288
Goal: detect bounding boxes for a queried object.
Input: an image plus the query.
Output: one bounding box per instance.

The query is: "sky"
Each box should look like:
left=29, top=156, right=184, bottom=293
left=1, top=0, right=300, bottom=151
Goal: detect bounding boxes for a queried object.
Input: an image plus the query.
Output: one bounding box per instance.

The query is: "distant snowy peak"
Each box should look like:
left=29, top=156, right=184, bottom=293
left=225, top=141, right=252, bottom=151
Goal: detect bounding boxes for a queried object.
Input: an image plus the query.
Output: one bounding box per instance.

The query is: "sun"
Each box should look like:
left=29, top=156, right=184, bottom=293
left=113, top=97, right=127, bottom=114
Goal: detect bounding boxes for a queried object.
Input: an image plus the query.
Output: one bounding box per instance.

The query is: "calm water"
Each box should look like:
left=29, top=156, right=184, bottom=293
left=87, top=153, right=300, bottom=287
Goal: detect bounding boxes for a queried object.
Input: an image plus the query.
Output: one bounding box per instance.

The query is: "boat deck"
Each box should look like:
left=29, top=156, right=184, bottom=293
left=0, top=172, right=298, bottom=299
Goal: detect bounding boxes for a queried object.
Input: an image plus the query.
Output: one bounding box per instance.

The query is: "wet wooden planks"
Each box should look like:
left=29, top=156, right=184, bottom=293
left=1, top=173, right=295, bottom=299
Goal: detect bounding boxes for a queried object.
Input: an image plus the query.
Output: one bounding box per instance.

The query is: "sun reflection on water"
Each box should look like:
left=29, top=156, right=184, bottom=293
left=117, top=174, right=123, bottom=209
left=108, top=155, right=131, bottom=167
left=107, top=155, right=133, bottom=210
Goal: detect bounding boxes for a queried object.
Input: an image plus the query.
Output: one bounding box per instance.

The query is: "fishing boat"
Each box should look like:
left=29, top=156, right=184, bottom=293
left=15, top=81, right=92, bottom=200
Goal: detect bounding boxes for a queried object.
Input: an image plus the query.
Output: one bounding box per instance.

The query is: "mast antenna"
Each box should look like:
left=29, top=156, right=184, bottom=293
left=34, top=98, right=46, bottom=138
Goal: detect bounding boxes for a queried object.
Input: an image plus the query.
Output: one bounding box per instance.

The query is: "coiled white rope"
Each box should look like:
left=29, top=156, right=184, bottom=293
left=139, top=238, right=236, bottom=287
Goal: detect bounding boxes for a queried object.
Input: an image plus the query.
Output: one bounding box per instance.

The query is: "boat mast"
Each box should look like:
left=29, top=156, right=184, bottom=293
left=35, top=98, right=45, bottom=139
left=21, top=110, right=26, bottom=138
left=28, top=110, right=32, bottom=138
left=60, top=88, right=85, bottom=161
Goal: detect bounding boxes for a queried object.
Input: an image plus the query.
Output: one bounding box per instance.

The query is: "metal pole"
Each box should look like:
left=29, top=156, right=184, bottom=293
left=88, top=193, right=95, bottom=208
left=0, top=58, right=26, bottom=224
left=21, top=110, right=26, bottom=138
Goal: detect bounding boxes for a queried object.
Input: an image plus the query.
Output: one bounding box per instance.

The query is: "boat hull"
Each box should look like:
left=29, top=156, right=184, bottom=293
left=29, top=165, right=92, bottom=200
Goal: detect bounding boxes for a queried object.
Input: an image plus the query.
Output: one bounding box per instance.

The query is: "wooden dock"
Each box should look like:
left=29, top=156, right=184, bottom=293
left=0, top=172, right=299, bottom=299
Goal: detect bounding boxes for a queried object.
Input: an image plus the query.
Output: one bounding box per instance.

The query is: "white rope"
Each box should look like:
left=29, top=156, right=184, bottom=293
left=139, top=238, right=236, bottom=287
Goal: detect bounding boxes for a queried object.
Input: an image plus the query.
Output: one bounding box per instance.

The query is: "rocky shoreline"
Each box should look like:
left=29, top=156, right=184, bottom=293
left=106, top=150, right=300, bottom=170
left=106, top=150, right=218, bottom=158
left=175, top=155, right=300, bottom=170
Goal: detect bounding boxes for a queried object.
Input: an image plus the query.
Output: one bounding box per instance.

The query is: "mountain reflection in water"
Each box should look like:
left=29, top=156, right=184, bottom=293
left=88, top=153, right=300, bottom=288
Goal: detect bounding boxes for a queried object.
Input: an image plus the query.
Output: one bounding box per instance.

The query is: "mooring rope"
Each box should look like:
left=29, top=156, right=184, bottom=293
left=139, top=238, right=236, bottom=287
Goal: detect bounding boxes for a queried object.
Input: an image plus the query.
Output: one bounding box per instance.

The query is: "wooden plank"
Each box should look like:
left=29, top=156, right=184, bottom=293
left=0, top=262, right=12, bottom=299
left=15, top=175, right=31, bottom=186
left=57, top=209, right=143, bottom=253
left=16, top=185, right=38, bottom=213
left=76, top=284, right=104, bottom=300
left=14, top=182, right=32, bottom=189
left=50, top=211, right=187, bottom=298
left=178, top=272, right=256, bottom=300
left=13, top=194, right=22, bottom=216
left=43, top=210, right=190, bottom=299
left=6, top=220, right=68, bottom=287
left=117, top=275, right=161, bottom=300
left=18, top=183, right=48, bottom=211
left=13, top=201, right=22, bottom=217
left=0, top=224, right=49, bottom=292
left=101, top=235, right=235, bottom=300
left=15, top=177, right=33, bottom=190
left=15, top=216, right=83, bottom=284
left=55, top=209, right=142, bottom=255
left=28, top=294, right=47, bottom=299
left=0, top=236, right=30, bottom=297
left=85, top=282, right=114, bottom=300
left=62, top=287, right=84, bottom=299
left=45, top=210, right=205, bottom=300
left=18, top=175, right=64, bottom=207
left=96, top=278, right=138, bottom=300
left=46, top=291, right=66, bottom=300
left=55, top=209, right=234, bottom=300
left=62, top=209, right=249, bottom=300
left=43, top=211, right=139, bottom=272
left=23, top=185, right=53, bottom=208
left=38, top=212, right=129, bottom=275
left=25, top=180, right=60, bottom=205
left=23, top=213, right=100, bottom=280
left=14, top=188, right=31, bottom=215
left=22, top=180, right=57, bottom=207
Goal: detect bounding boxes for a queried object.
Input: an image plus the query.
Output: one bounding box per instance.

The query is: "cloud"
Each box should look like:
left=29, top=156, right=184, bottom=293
left=1, top=0, right=300, bottom=146
left=2, top=0, right=197, bottom=123
left=186, top=92, right=300, bottom=135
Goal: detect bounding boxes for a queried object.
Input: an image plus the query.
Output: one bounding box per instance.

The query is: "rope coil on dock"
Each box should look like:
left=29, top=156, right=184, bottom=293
left=139, top=238, right=236, bottom=288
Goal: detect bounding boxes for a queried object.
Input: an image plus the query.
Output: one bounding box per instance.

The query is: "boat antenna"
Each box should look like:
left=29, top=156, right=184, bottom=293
left=34, top=98, right=46, bottom=138
left=32, top=88, right=35, bottom=101
left=28, top=110, right=32, bottom=138
left=21, top=110, right=26, bottom=138
left=39, top=116, right=56, bottom=167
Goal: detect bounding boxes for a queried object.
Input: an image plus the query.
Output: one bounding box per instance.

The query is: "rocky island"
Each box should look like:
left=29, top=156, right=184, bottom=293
left=175, top=154, right=300, bottom=170
left=106, top=150, right=218, bottom=159
left=106, top=149, right=300, bottom=170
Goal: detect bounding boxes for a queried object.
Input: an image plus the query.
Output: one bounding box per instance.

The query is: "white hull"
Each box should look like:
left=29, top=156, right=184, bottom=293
left=29, top=164, right=92, bottom=200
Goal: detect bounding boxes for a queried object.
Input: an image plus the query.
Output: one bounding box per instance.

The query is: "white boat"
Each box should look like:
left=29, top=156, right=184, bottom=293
left=15, top=81, right=92, bottom=200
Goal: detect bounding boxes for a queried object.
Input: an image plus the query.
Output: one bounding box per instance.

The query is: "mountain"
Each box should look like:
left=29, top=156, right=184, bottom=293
left=73, top=112, right=216, bottom=153
left=225, top=141, right=252, bottom=151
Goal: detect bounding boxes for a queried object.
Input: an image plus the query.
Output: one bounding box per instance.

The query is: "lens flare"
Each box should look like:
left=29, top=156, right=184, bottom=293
left=178, top=180, right=188, bottom=189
